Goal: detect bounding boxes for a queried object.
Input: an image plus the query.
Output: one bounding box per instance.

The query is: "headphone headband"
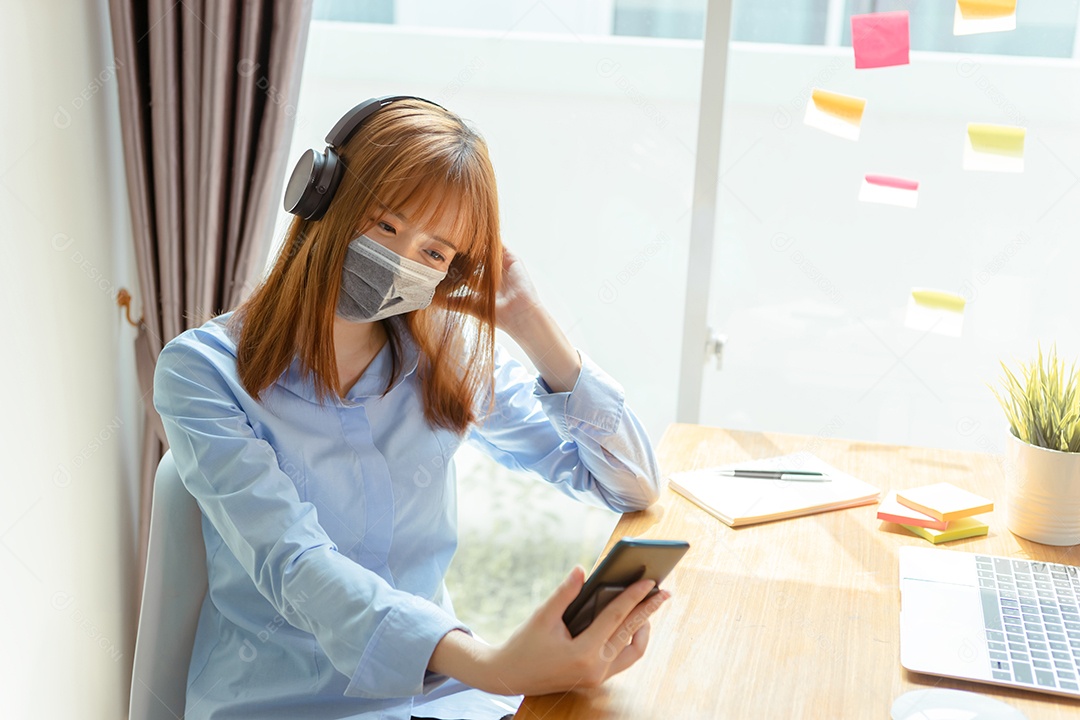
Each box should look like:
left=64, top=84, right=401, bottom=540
left=283, top=94, right=445, bottom=220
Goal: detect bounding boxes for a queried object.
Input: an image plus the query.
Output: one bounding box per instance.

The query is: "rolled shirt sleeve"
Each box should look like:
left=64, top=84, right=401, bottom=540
left=468, top=346, right=662, bottom=512
left=154, top=335, right=466, bottom=700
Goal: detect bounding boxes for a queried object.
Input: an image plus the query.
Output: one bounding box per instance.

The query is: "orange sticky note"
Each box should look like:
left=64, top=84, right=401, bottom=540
left=851, top=11, right=910, bottom=69
left=958, top=0, right=1016, bottom=19
left=896, top=483, right=993, bottom=523
left=955, top=0, right=1017, bottom=35
left=804, top=89, right=867, bottom=140
left=878, top=491, right=948, bottom=530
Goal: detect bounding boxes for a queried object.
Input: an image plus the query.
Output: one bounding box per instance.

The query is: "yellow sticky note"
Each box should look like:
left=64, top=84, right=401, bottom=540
left=958, top=0, right=1016, bottom=19
left=964, top=123, right=1025, bottom=173
left=911, top=289, right=966, bottom=313
left=900, top=516, right=989, bottom=544
left=804, top=88, right=866, bottom=141
left=906, top=289, right=966, bottom=337
left=968, top=123, right=1025, bottom=156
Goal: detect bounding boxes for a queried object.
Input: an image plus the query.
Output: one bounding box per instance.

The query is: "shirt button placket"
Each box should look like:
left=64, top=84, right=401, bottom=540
left=338, top=402, right=395, bottom=583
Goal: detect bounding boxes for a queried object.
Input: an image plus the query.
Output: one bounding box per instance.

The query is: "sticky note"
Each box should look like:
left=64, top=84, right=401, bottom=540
left=954, top=0, right=1017, bottom=36
left=858, top=174, right=919, bottom=208
left=905, top=288, right=966, bottom=337
left=851, top=11, right=910, bottom=69
left=901, top=516, right=989, bottom=544
left=878, top=491, right=948, bottom=530
left=959, top=0, right=1017, bottom=16
left=896, top=482, right=993, bottom=523
left=964, top=123, right=1026, bottom=173
left=804, top=89, right=867, bottom=141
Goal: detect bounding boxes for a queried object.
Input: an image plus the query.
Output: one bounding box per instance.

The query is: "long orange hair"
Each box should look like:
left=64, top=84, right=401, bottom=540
left=231, top=100, right=502, bottom=433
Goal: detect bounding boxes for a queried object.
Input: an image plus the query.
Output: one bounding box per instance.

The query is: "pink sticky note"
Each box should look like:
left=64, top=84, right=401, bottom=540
left=851, top=11, right=910, bottom=69
left=865, top=174, right=918, bottom=191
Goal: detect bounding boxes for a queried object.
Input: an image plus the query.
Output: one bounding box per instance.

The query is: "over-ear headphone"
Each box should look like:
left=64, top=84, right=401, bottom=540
left=283, top=94, right=444, bottom=221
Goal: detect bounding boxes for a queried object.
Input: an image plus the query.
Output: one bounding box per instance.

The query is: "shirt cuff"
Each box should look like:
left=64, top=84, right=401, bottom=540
left=344, top=593, right=469, bottom=699
left=535, top=351, right=624, bottom=436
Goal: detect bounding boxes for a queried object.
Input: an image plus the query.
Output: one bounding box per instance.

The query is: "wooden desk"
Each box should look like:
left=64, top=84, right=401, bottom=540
left=516, top=424, right=1080, bottom=719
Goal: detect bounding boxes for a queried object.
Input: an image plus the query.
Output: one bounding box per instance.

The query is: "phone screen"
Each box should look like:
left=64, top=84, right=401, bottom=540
left=562, top=537, right=689, bottom=637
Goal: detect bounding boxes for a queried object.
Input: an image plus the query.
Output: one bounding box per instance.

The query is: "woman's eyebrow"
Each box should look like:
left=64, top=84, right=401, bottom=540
left=388, top=210, right=459, bottom=252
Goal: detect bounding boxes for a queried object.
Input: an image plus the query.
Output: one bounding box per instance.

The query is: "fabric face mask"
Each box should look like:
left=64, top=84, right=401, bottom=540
left=337, top=234, right=448, bottom=322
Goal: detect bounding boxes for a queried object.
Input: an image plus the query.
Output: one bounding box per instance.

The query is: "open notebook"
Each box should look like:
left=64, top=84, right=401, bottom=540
left=669, top=451, right=880, bottom=527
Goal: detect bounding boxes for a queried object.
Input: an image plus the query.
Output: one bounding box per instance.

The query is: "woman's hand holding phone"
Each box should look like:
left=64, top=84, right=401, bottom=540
left=429, top=566, right=670, bottom=697
left=490, top=566, right=671, bottom=695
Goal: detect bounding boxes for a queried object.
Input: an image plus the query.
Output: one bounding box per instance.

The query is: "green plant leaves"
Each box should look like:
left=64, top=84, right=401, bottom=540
left=993, top=344, right=1080, bottom=452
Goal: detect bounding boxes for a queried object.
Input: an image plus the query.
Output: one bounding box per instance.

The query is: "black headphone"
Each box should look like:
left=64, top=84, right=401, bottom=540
left=283, top=95, right=444, bottom=221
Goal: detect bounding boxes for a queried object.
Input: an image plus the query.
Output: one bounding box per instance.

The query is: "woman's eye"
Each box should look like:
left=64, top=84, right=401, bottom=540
left=427, top=249, right=446, bottom=263
left=377, top=221, right=395, bottom=233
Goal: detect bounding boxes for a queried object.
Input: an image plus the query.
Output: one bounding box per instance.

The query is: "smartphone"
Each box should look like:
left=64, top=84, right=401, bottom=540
left=562, top=537, right=690, bottom=637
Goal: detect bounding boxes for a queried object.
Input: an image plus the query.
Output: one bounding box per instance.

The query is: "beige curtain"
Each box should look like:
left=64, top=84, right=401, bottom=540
left=108, top=0, right=314, bottom=610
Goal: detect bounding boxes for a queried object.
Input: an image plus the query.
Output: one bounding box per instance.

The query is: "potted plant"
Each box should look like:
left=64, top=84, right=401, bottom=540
left=992, top=345, right=1080, bottom=545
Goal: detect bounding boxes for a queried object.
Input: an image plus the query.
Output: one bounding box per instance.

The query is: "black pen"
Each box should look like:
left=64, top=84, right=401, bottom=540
left=714, top=469, right=833, bottom=482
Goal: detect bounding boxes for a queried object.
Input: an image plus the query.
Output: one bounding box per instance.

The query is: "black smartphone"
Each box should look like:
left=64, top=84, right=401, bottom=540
left=562, top=537, right=690, bottom=637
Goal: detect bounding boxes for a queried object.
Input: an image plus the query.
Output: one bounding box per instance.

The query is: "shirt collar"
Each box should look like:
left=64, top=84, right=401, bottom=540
left=345, top=315, right=422, bottom=402
left=275, top=315, right=421, bottom=406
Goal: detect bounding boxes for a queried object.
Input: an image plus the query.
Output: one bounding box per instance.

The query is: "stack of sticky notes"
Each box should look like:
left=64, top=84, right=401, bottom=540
left=878, top=482, right=993, bottom=544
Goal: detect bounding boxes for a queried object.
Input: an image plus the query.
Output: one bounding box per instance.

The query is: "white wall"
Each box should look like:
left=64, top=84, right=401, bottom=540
left=0, top=1, right=137, bottom=717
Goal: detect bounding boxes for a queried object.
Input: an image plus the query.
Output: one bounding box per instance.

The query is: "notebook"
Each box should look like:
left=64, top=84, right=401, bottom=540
left=899, top=546, right=1080, bottom=698
left=668, top=451, right=880, bottom=527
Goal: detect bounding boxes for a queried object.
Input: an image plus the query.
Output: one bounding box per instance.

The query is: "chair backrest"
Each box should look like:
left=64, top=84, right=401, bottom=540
left=129, top=450, right=207, bottom=720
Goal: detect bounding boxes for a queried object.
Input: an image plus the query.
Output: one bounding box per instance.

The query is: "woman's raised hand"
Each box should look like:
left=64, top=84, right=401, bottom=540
left=487, top=247, right=583, bottom=393
left=493, top=246, right=543, bottom=338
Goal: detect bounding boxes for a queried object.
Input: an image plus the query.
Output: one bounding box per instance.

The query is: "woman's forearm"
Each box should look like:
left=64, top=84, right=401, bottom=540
left=507, top=306, right=582, bottom=394
left=428, top=629, right=499, bottom=693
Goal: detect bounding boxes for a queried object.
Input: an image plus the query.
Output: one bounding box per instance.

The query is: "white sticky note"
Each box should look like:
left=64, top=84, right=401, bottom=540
left=905, top=288, right=966, bottom=337
left=963, top=123, right=1025, bottom=173
left=858, top=174, right=919, bottom=208
left=954, top=0, right=1017, bottom=37
left=803, top=88, right=866, bottom=141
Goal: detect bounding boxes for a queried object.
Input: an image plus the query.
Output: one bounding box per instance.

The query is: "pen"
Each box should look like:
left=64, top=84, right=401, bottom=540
left=715, top=469, right=833, bottom=482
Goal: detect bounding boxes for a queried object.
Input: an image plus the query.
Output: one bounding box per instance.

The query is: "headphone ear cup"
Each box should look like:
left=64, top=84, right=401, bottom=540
left=283, top=147, right=345, bottom=221
left=284, top=148, right=325, bottom=219
left=312, top=150, right=344, bottom=222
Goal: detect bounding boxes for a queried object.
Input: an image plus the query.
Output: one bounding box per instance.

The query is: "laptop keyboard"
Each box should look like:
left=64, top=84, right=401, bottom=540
left=978, top=554, right=1080, bottom=693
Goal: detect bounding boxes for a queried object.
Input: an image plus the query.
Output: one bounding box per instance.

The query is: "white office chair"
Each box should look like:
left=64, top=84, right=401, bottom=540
left=129, top=450, right=208, bottom=720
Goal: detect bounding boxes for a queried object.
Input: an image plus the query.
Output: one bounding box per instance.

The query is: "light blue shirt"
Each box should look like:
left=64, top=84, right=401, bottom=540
left=153, top=313, right=661, bottom=720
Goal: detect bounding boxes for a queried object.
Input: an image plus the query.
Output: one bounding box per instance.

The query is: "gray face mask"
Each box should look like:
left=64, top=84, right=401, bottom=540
left=337, top=235, right=448, bottom=323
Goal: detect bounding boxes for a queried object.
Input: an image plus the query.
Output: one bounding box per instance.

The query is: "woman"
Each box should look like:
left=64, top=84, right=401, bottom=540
left=154, top=97, right=668, bottom=720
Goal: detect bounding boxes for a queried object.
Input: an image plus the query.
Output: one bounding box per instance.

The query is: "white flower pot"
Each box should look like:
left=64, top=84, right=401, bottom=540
left=1004, top=431, right=1080, bottom=546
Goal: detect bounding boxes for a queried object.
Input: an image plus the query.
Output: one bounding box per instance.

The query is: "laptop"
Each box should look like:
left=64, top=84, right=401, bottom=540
left=899, top=545, right=1080, bottom=699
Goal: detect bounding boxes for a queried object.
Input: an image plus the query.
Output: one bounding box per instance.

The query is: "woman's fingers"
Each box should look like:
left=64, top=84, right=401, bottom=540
left=594, top=588, right=668, bottom=666
left=604, top=619, right=652, bottom=679
left=580, top=578, right=657, bottom=644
